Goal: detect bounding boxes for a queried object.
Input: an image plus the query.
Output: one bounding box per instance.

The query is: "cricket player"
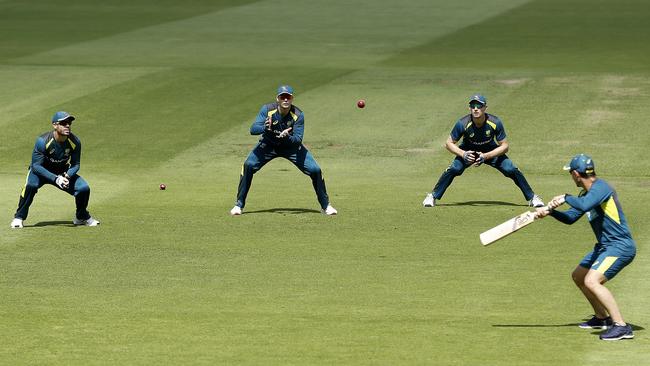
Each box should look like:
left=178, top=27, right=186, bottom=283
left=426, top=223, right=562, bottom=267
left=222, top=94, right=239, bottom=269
left=536, top=154, right=635, bottom=341
left=230, top=85, right=337, bottom=216
left=10, top=111, right=99, bottom=228
left=423, top=94, right=543, bottom=208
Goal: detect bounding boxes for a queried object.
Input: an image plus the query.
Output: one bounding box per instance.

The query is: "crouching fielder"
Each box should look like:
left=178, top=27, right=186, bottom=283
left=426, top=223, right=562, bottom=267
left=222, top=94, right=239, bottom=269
left=536, top=154, right=635, bottom=341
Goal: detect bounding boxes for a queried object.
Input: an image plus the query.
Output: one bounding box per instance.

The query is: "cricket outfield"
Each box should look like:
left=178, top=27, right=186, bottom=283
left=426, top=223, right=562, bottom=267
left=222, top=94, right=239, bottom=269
left=1, top=0, right=649, bottom=364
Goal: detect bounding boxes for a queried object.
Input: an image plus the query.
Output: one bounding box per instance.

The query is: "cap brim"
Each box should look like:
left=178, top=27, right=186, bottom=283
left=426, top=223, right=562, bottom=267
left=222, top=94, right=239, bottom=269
left=55, top=116, right=75, bottom=123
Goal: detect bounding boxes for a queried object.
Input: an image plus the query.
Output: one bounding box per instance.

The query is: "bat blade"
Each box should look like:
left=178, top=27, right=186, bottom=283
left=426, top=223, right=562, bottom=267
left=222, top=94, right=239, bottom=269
left=480, top=211, right=537, bottom=246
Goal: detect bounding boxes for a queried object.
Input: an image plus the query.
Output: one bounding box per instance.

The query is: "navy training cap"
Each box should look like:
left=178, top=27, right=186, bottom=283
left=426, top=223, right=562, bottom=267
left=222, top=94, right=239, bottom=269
left=564, top=154, right=595, bottom=174
left=52, top=111, right=75, bottom=124
left=469, top=94, right=487, bottom=105
left=277, top=85, right=294, bottom=96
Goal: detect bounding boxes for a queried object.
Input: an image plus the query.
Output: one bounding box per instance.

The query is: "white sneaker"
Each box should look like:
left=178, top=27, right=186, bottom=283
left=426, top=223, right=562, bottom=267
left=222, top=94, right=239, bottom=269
left=10, top=218, right=23, bottom=228
left=423, top=193, right=436, bottom=207
left=230, top=206, right=242, bottom=216
left=529, top=194, right=544, bottom=208
left=322, top=205, right=337, bottom=215
left=73, top=216, right=100, bottom=226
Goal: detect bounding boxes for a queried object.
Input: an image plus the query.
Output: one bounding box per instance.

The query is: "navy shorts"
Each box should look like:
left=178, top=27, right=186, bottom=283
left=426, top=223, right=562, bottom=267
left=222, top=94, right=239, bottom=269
left=579, top=243, right=636, bottom=280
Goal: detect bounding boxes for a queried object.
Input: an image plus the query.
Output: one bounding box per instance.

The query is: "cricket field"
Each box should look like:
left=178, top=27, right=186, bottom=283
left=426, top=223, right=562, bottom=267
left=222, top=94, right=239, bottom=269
left=1, top=0, right=649, bottom=364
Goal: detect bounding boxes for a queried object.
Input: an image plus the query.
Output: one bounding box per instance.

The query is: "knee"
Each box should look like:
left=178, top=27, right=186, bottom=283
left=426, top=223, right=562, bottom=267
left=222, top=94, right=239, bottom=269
left=571, top=270, right=583, bottom=286
left=25, top=181, right=40, bottom=191
left=447, top=160, right=465, bottom=175
left=583, top=274, right=604, bottom=290
left=307, top=164, right=322, bottom=176
left=243, top=159, right=258, bottom=173
left=500, top=161, right=519, bottom=176
left=76, top=182, right=90, bottom=195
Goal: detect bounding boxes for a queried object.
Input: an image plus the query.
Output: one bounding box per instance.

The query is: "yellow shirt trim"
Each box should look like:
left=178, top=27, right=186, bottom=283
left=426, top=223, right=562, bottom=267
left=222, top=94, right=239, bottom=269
left=601, top=197, right=621, bottom=224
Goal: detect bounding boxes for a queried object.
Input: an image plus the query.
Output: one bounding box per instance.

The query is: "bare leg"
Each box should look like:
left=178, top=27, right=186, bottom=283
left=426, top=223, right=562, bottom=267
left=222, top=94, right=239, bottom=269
left=572, top=266, right=609, bottom=318
left=583, top=269, right=625, bottom=325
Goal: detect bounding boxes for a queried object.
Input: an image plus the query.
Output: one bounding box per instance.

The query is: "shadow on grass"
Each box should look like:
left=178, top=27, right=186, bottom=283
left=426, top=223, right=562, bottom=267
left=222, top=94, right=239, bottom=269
left=493, top=323, right=644, bottom=331
left=243, top=207, right=321, bottom=215
left=30, top=220, right=75, bottom=227
left=493, top=323, right=579, bottom=328
left=440, top=200, right=524, bottom=207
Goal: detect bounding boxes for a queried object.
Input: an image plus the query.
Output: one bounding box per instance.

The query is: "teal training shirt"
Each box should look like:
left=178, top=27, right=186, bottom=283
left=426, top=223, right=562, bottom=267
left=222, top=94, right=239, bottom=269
left=550, top=179, right=636, bottom=251
left=451, top=113, right=507, bottom=153
left=30, top=131, right=81, bottom=183
left=250, top=102, right=304, bottom=148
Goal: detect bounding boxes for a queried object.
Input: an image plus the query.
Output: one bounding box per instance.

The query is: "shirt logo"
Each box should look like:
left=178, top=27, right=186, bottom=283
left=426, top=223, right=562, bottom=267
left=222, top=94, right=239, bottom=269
left=469, top=133, right=475, bottom=138
left=485, top=130, right=491, bottom=137
left=65, top=148, right=70, bottom=155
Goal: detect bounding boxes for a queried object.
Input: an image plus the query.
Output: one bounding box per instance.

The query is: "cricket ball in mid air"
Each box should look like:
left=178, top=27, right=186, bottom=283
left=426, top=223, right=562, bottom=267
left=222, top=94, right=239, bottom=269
left=159, top=184, right=166, bottom=190
left=357, top=99, right=366, bottom=108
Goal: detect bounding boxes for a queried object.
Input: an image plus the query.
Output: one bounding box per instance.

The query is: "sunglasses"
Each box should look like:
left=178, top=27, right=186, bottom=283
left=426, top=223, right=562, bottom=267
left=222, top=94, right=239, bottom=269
left=57, top=121, right=72, bottom=126
left=469, top=103, right=485, bottom=109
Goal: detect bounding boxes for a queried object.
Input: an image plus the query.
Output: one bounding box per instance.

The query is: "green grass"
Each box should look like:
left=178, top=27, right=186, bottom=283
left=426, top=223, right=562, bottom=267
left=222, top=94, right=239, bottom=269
left=1, top=0, right=649, bottom=364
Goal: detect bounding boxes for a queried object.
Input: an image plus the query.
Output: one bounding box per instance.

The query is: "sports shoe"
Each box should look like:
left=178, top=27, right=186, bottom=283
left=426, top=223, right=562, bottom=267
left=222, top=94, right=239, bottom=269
left=230, top=206, right=242, bottom=216
left=423, top=193, right=436, bottom=207
left=10, top=218, right=23, bottom=228
left=600, top=323, right=634, bottom=341
left=579, top=315, right=613, bottom=329
left=529, top=194, right=544, bottom=208
left=73, top=216, right=100, bottom=226
left=321, top=205, right=337, bottom=215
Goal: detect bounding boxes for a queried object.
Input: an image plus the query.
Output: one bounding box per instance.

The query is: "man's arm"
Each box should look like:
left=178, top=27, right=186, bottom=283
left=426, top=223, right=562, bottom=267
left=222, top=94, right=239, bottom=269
left=536, top=195, right=584, bottom=224
left=66, top=138, right=81, bottom=177
left=250, top=105, right=269, bottom=135
left=565, top=184, right=610, bottom=212
left=481, top=139, right=509, bottom=161
left=286, top=114, right=304, bottom=145
left=30, top=137, right=58, bottom=183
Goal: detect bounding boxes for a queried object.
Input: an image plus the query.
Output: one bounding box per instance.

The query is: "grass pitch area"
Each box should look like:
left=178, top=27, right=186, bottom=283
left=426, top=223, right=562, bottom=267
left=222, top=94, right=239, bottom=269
left=1, top=0, right=649, bottom=364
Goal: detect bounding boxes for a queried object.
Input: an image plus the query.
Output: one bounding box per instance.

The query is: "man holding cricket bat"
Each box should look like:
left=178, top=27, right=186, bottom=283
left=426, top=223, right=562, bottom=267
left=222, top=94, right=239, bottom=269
left=536, top=154, right=636, bottom=341
left=230, top=85, right=336, bottom=216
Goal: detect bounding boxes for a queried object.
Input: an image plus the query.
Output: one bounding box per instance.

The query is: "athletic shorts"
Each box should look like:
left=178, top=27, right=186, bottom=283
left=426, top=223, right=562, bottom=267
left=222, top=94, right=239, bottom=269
left=579, top=243, right=636, bottom=280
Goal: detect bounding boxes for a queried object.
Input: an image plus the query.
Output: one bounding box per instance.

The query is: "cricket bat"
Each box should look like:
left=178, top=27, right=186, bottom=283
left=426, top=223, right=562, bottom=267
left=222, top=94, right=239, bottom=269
left=479, top=207, right=548, bottom=246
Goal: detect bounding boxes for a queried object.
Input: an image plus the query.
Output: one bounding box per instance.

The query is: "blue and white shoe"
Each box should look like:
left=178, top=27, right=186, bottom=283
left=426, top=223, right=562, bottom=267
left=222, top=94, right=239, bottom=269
left=579, top=315, right=613, bottom=329
left=600, top=323, right=634, bottom=341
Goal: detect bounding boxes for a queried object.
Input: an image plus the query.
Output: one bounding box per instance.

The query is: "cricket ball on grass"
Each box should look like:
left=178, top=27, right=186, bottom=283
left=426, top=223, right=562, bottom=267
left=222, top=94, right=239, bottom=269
left=357, top=99, right=366, bottom=108
left=159, top=183, right=166, bottom=190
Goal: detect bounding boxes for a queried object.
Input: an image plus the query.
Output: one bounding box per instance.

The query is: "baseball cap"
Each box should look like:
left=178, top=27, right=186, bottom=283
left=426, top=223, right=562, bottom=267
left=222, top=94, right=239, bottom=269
left=563, top=154, right=595, bottom=174
left=469, top=94, right=487, bottom=105
left=277, top=85, right=294, bottom=96
left=52, top=111, right=75, bottom=124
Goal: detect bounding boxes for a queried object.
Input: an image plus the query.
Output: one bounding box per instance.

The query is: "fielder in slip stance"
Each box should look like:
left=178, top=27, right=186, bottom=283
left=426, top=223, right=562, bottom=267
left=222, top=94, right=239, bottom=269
left=423, top=94, right=543, bottom=208
left=230, top=85, right=337, bottom=216
left=536, top=154, right=636, bottom=341
left=10, top=111, right=99, bottom=228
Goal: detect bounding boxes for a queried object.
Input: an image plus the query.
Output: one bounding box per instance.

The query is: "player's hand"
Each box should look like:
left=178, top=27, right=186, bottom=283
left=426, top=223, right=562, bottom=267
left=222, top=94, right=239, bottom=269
left=473, top=153, right=485, bottom=167
left=547, top=194, right=566, bottom=209
left=535, top=207, right=550, bottom=219
left=463, top=150, right=477, bottom=164
left=55, top=175, right=69, bottom=189
left=264, top=116, right=273, bottom=131
left=276, top=127, right=292, bottom=138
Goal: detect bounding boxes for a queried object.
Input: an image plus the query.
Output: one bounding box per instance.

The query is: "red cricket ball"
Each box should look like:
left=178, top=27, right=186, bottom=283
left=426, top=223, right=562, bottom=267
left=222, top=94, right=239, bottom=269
left=159, top=184, right=166, bottom=190
left=357, top=99, right=366, bottom=108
